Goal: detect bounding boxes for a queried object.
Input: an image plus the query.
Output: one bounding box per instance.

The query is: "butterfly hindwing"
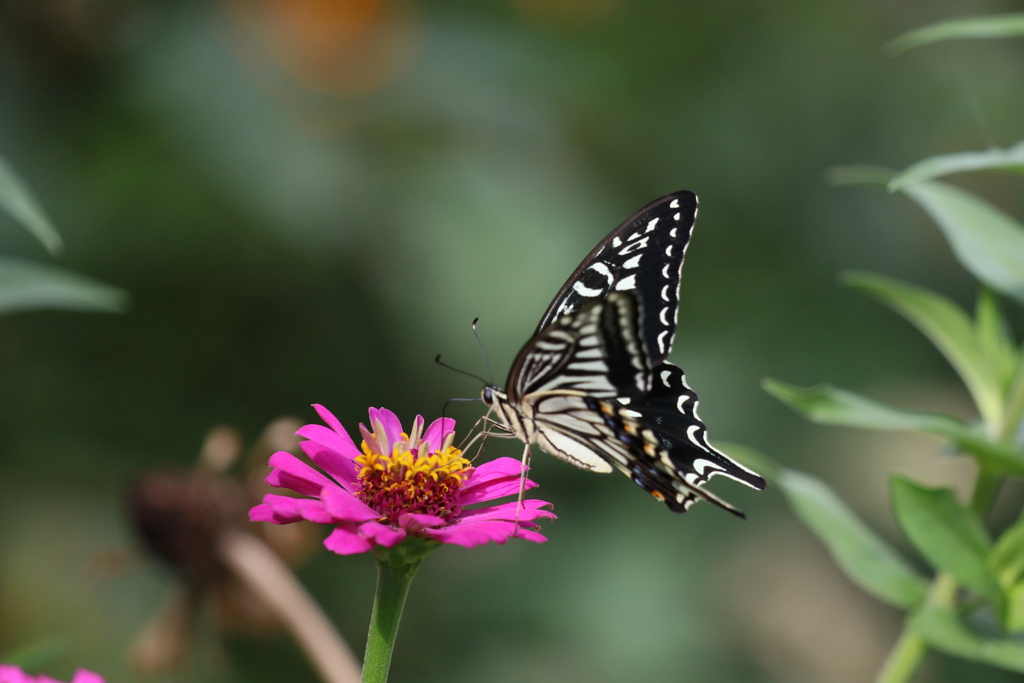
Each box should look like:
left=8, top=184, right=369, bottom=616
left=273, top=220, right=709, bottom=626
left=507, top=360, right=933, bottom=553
left=521, top=361, right=766, bottom=516
left=613, top=362, right=766, bottom=497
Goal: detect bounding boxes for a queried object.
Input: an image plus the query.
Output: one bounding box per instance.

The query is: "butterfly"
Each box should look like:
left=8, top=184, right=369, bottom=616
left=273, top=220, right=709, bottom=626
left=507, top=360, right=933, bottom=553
left=481, top=191, right=765, bottom=516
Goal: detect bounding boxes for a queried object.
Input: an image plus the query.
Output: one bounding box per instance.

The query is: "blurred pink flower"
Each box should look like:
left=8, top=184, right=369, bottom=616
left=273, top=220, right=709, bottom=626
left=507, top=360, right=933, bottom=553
left=0, top=665, right=104, bottom=683
left=251, top=405, right=555, bottom=554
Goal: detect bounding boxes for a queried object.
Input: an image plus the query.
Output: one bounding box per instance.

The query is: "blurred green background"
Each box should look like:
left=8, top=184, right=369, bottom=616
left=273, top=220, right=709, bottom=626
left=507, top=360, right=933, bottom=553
left=2, top=0, right=1023, bottom=681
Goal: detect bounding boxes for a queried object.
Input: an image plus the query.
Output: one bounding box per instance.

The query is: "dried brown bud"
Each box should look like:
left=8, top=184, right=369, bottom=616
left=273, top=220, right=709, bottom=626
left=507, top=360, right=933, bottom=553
left=128, top=471, right=249, bottom=587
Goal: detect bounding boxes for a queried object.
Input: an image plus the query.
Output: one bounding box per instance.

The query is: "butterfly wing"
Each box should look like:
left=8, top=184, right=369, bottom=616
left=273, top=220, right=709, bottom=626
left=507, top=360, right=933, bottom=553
left=536, top=191, right=697, bottom=365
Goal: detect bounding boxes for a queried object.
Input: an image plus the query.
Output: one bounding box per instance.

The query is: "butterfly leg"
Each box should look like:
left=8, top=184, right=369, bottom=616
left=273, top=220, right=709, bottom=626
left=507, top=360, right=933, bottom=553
left=457, top=412, right=492, bottom=449
left=461, top=412, right=516, bottom=464
left=458, top=408, right=498, bottom=462
left=514, top=441, right=532, bottom=535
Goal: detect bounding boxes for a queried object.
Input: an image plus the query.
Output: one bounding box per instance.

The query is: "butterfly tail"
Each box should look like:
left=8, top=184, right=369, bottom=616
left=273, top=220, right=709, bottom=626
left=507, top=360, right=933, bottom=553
left=628, top=467, right=748, bottom=518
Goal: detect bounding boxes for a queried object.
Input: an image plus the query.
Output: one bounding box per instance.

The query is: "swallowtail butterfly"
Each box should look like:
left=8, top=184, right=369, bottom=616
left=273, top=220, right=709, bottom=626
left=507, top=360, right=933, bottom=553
left=481, top=191, right=766, bottom=516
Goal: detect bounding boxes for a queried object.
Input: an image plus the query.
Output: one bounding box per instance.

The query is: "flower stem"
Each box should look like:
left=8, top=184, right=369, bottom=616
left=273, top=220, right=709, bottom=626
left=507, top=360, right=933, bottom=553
left=362, top=559, right=418, bottom=683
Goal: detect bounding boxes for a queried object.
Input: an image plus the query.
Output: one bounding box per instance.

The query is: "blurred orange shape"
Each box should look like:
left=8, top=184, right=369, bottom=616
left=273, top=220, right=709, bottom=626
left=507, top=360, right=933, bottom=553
left=226, top=0, right=421, bottom=95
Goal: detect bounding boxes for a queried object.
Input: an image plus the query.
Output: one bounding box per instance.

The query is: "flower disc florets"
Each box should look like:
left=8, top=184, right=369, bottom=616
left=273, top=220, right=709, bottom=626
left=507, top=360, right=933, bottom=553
left=355, top=416, right=471, bottom=524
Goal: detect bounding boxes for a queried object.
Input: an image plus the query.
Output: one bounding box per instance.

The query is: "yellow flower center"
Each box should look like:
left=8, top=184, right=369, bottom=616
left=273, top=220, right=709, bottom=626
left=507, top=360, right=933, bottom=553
left=354, top=432, right=471, bottom=524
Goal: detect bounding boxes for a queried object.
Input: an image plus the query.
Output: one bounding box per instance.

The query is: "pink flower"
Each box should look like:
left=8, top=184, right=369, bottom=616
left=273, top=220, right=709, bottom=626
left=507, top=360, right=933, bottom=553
left=0, top=665, right=104, bottom=683
left=250, top=405, right=555, bottom=555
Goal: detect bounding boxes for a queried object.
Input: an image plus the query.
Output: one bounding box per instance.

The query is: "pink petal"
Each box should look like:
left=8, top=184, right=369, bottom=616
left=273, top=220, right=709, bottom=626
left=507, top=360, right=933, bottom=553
left=512, top=528, right=548, bottom=543
left=265, top=451, right=333, bottom=497
left=360, top=521, right=407, bottom=547
left=297, top=423, right=361, bottom=460
left=422, top=417, right=455, bottom=451
left=457, top=499, right=555, bottom=523
left=249, top=503, right=280, bottom=523
left=70, top=671, right=106, bottom=683
left=398, top=512, right=447, bottom=531
left=420, top=520, right=519, bottom=547
left=323, top=525, right=374, bottom=555
left=321, top=486, right=380, bottom=522
left=458, top=474, right=537, bottom=505
left=312, top=403, right=347, bottom=435
left=300, top=441, right=359, bottom=492
left=358, top=422, right=383, bottom=456
left=251, top=495, right=301, bottom=523
left=423, top=519, right=550, bottom=547
left=296, top=498, right=335, bottom=524
left=368, top=407, right=404, bottom=451
left=462, top=457, right=527, bottom=486
left=0, top=665, right=30, bottom=683
left=250, top=494, right=334, bottom=524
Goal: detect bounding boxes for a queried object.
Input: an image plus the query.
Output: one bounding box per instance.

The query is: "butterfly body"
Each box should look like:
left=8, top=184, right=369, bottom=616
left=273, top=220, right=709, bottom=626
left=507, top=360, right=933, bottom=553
left=483, top=191, right=765, bottom=516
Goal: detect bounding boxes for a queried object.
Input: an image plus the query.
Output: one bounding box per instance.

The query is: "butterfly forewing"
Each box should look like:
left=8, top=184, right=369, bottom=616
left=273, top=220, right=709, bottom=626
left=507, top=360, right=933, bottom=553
left=509, top=294, right=650, bottom=401
left=536, top=191, right=697, bottom=366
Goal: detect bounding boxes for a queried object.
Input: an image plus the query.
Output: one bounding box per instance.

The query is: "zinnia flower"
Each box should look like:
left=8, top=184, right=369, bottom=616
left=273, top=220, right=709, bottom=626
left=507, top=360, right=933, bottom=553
left=0, top=665, right=103, bottom=683
left=250, top=405, right=555, bottom=554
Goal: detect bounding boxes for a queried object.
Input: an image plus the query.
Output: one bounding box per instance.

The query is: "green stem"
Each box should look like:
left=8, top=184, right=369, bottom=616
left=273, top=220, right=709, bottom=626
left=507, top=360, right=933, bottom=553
left=872, top=574, right=958, bottom=683
left=361, top=560, right=418, bottom=683
left=970, top=465, right=1002, bottom=517
left=874, top=623, right=927, bottom=683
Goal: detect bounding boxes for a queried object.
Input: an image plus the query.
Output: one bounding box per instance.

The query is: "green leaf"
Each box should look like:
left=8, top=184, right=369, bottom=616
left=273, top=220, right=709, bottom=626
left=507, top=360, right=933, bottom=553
left=0, top=157, right=62, bottom=255
left=763, top=380, right=1024, bottom=476
left=888, top=13, right=1024, bottom=55
left=891, top=476, right=1000, bottom=604
left=975, top=291, right=1018, bottom=390
left=764, top=379, right=962, bottom=432
left=0, top=257, right=128, bottom=315
left=825, top=164, right=895, bottom=187
left=777, top=468, right=929, bottom=609
left=895, top=182, right=1024, bottom=305
left=888, top=142, right=1024, bottom=191
left=843, top=271, right=1004, bottom=430
left=711, top=443, right=930, bottom=608
left=912, top=604, right=1024, bottom=672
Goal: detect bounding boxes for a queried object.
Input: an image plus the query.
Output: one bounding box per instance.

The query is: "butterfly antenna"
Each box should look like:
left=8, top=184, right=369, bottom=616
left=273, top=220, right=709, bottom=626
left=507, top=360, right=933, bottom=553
left=472, top=318, right=494, bottom=385
left=435, top=355, right=489, bottom=385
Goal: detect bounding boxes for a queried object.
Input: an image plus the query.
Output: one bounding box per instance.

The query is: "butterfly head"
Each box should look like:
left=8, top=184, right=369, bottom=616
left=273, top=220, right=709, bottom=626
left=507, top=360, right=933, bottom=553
left=481, top=385, right=503, bottom=406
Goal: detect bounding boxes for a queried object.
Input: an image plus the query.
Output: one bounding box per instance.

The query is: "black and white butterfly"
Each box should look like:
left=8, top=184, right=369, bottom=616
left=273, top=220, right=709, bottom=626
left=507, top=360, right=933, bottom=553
left=480, top=191, right=765, bottom=516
